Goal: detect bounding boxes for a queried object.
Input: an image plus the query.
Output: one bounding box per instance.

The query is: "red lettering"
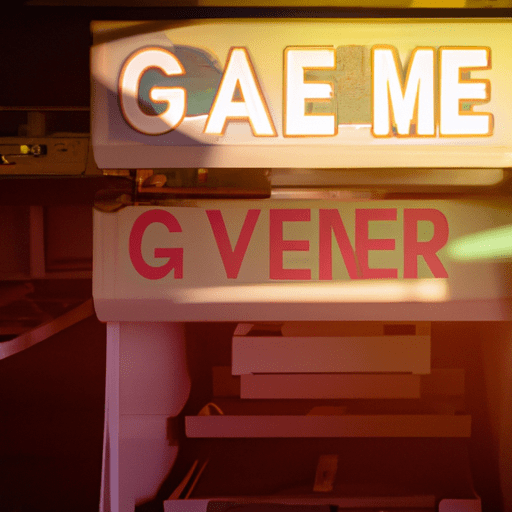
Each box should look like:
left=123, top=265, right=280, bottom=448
left=206, top=209, right=260, bottom=279
left=129, top=209, right=183, bottom=280
left=403, top=209, right=449, bottom=278
left=319, top=209, right=359, bottom=279
left=356, top=209, right=398, bottom=279
left=269, top=209, right=311, bottom=280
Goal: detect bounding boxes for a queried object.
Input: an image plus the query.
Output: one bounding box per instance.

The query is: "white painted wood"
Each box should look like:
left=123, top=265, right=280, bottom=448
left=101, top=322, right=189, bottom=512
left=232, top=336, right=430, bottom=375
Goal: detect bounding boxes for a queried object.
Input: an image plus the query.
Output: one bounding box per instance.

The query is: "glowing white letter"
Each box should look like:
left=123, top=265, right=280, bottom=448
left=204, top=48, right=276, bottom=136
left=284, top=47, right=336, bottom=137
left=440, top=48, right=492, bottom=136
left=119, top=47, right=187, bottom=135
left=372, top=46, right=435, bottom=137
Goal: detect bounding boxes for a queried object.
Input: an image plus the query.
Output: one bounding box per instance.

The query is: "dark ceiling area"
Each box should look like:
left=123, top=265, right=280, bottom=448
left=2, top=5, right=91, bottom=107
left=4, top=2, right=512, bottom=109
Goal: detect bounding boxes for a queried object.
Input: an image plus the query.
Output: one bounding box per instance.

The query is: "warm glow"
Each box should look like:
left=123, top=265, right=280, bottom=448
left=204, top=48, right=276, bottom=136
left=447, top=225, right=512, bottom=261
left=284, top=47, right=336, bottom=136
left=271, top=168, right=505, bottom=187
left=372, top=47, right=435, bottom=137
left=171, top=278, right=449, bottom=304
left=439, top=48, right=492, bottom=136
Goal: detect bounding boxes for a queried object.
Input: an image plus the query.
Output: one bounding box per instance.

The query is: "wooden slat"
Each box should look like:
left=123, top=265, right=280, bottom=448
left=0, top=299, right=94, bottom=360
left=214, top=366, right=464, bottom=399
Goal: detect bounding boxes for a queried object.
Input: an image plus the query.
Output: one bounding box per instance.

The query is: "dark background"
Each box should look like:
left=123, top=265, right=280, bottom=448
left=3, top=2, right=512, bottom=109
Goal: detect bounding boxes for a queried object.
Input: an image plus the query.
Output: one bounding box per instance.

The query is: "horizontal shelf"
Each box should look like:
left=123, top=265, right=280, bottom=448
left=185, top=414, right=471, bottom=438
left=0, top=272, right=92, bottom=281
left=232, top=335, right=431, bottom=375
left=240, top=373, right=422, bottom=399
left=164, top=495, right=438, bottom=512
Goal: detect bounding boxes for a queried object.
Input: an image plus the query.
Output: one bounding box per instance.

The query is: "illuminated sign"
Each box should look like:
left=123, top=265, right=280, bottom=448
left=91, top=19, right=512, bottom=168
left=92, top=200, right=512, bottom=321
left=128, top=207, right=449, bottom=281
left=119, top=45, right=492, bottom=138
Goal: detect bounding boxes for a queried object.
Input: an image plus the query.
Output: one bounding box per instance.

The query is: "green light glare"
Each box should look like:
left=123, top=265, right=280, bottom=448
left=447, top=224, right=512, bottom=261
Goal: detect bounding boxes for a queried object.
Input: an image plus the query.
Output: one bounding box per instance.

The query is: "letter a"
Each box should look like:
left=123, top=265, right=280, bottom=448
left=204, top=48, right=276, bottom=136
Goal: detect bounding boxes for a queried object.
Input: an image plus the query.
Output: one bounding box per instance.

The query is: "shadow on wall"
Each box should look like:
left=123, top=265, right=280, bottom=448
left=0, top=314, right=106, bottom=512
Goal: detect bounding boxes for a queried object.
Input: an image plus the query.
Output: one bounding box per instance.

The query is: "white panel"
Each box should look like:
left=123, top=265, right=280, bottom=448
left=232, top=335, right=430, bottom=375
left=92, top=20, right=512, bottom=169
left=119, top=322, right=190, bottom=415
left=101, top=322, right=188, bottom=512
left=92, top=201, right=512, bottom=322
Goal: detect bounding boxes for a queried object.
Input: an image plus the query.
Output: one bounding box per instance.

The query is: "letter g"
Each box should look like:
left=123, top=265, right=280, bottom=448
left=119, top=47, right=187, bottom=135
left=129, top=209, right=184, bottom=279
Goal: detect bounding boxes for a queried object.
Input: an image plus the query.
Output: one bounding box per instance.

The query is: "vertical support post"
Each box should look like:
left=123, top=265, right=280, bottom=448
left=27, top=111, right=46, bottom=137
left=480, top=322, right=512, bottom=512
left=29, top=205, right=46, bottom=279
left=101, top=322, right=190, bottom=512
left=100, top=322, right=120, bottom=512
left=495, top=326, right=512, bottom=512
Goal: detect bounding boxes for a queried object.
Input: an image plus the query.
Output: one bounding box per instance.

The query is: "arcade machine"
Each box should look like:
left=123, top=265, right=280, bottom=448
left=90, top=16, right=512, bottom=512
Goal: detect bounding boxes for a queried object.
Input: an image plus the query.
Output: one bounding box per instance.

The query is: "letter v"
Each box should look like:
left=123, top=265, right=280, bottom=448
left=206, top=209, right=261, bottom=279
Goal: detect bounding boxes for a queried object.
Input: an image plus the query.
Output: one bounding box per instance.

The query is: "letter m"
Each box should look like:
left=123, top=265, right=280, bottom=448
left=372, top=46, right=435, bottom=137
